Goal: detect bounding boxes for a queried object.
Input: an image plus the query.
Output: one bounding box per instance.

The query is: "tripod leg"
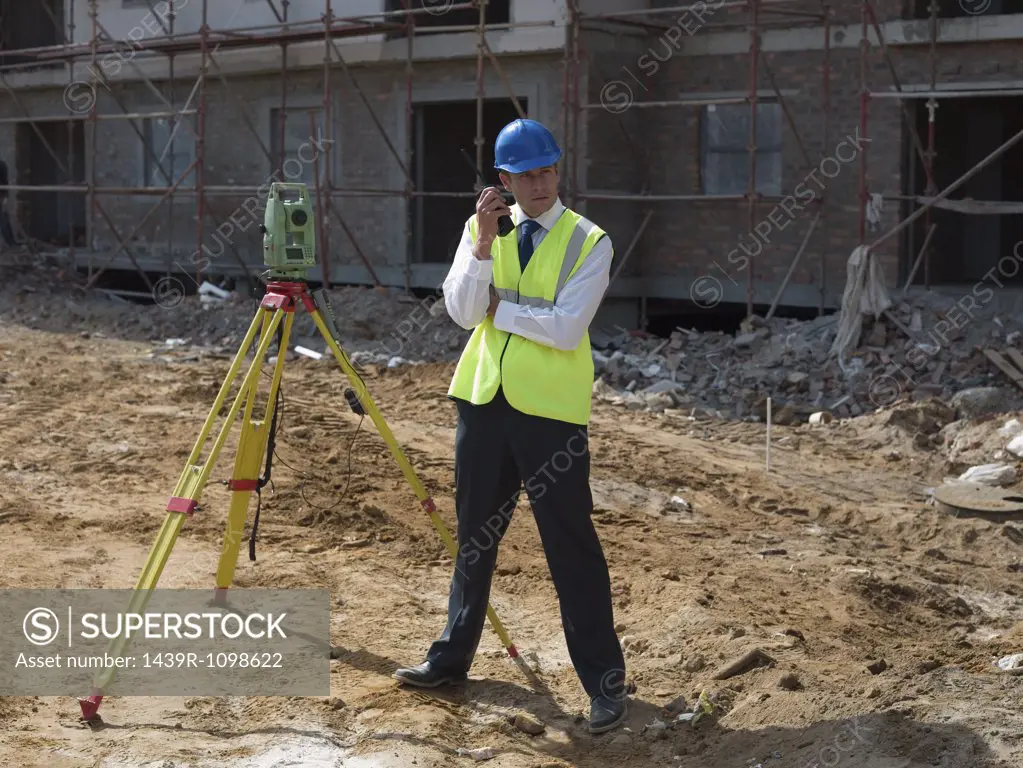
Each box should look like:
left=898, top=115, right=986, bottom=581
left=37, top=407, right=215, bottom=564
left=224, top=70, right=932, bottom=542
left=78, top=306, right=288, bottom=720
left=215, top=308, right=295, bottom=592
left=306, top=306, right=542, bottom=689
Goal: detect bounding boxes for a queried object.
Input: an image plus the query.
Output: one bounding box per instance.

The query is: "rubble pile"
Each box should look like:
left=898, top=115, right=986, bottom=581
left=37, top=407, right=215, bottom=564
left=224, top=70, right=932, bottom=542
left=591, top=292, right=1023, bottom=421
left=5, top=256, right=1023, bottom=422
left=0, top=261, right=469, bottom=363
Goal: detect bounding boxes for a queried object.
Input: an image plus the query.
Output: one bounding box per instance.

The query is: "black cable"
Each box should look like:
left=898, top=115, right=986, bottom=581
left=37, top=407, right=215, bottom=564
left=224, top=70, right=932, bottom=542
left=215, top=345, right=367, bottom=558
left=254, top=366, right=364, bottom=516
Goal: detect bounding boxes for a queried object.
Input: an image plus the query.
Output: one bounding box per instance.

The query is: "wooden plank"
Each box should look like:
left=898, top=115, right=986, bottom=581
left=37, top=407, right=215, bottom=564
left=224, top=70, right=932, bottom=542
left=1005, top=347, right=1023, bottom=373
left=983, top=349, right=1023, bottom=391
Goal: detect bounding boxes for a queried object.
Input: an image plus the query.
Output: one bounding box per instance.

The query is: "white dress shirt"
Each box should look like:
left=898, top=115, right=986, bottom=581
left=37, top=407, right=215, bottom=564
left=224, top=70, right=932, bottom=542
left=441, top=197, right=613, bottom=351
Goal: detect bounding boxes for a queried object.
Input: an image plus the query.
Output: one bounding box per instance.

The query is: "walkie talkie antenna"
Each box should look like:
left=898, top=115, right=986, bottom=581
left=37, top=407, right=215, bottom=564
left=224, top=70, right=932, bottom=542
left=460, top=148, right=514, bottom=237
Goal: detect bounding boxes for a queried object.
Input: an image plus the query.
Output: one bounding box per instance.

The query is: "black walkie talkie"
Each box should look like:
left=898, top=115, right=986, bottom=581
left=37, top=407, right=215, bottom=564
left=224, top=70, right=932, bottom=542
left=461, top=148, right=514, bottom=237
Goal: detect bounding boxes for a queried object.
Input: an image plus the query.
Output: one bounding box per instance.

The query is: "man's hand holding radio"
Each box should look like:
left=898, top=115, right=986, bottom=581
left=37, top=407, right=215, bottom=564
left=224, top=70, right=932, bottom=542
left=474, top=187, right=511, bottom=260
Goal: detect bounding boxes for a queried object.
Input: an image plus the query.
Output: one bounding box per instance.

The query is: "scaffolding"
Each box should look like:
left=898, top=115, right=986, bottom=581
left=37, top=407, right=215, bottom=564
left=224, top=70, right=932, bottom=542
left=0, top=0, right=549, bottom=296
left=566, top=0, right=832, bottom=320
left=567, top=0, right=1023, bottom=320
left=2, top=0, right=1022, bottom=319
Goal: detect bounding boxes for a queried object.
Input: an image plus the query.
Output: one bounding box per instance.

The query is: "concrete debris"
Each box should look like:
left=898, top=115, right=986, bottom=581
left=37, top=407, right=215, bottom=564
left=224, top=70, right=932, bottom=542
left=956, top=463, right=1018, bottom=487
left=995, top=653, right=1023, bottom=675
left=998, top=419, right=1023, bottom=439
left=510, top=712, right=545, bottom=735
left=1006, top=435, right=1023, bottom=459
left=0, top=262, right=469, bottom=367
left=642, top=718, right=669, bottom=740
left=592, top=291, right=1023, bottom=419
left=712, top=648, right=775, bottom=680
left=455, top=747, right=497, bottom=761
left=951, top=387, right=1004, bottom=420
left=6, top=261, right=1023, bottom=423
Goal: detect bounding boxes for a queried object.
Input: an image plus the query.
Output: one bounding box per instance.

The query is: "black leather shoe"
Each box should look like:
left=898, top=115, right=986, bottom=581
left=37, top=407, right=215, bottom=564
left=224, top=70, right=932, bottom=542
left=588, top=694, right=628, bottom=734
left=392, top=661, right=468, bottom=689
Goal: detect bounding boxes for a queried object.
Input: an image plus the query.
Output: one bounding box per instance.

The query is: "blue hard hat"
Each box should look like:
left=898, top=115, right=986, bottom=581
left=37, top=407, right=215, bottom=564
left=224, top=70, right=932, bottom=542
left=494, top=119, right=562, bottom=174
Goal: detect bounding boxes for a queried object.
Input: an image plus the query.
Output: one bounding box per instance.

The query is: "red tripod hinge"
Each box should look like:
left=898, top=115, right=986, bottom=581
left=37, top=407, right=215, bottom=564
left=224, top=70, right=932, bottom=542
left=167, top=497, right=198, bottom=515
left=228, top=479, right=259, bottom=491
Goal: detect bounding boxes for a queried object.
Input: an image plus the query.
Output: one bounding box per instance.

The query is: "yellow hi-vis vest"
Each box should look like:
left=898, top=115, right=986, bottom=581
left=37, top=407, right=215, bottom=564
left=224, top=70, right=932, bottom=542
left=447, top=207, right=609, bottom=426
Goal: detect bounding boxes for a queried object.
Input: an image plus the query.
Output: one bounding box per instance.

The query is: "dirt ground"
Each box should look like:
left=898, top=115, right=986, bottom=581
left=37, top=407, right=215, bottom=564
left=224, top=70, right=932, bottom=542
left=1, top=284, right=1022, bottom=767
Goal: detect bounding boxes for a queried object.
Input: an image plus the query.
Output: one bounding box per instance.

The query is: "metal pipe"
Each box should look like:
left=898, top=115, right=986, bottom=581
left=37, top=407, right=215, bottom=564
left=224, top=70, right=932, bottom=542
left=869, top=88, right=1023, bottom=99
left=575, top=0, right=806, bottom=20
left=68, top=0, right=78, bottom=265
left=871, top=125, right=1023, bottom=250
left=322, top=0, right=333, bottom=289
left=311, top=109, right=327, bottom=288
left=746, top=0, right=760, bottom=317
left=475, top=0, right=486, bottom=178
left=570, top=0, right=580, bottom=208
left=0, top=19, right=413, bottom=68
left=579, top=97, right=749, bottom=110
left=402, top=20, right=554, bottom=34
left=404, top=0, right=414, bottom=292
left=820, top=0, right=831, bottom=316
left=857, top=0, right=869, bottom=245
left=562, top=2, right=571, bottom=179
left=87, top=0, right=99, bottom=279
left=609, top=210, right=654, bottom=286
left=205, top=52, right=276, bottom=167
left=765, top=211, right=820, bottom=321
left=278, top=0, right=290, bottom=179
left=863, top=0, right=933, bottom=194
left=925, top=0, right=939, bottom=289
left=578, top=193, right=758, bottom=201
left=760, top=52, right=813, bottom=177
left=482, top=39, right=526, bottom=120
left=84, top=160, right=199, bottom=287
left=325, top=35, right=409, bottom=179
left=901, top=222, right=936, bottom=294
left=167, top=0, right=177, bottom=277
left=196, top=0, right=208, bottom=287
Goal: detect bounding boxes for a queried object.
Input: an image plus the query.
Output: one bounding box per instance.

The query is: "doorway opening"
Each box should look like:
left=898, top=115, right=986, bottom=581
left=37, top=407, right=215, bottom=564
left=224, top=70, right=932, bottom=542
left=0, top=0, right=65, bottom=67
left=411, top=98, right=527, bottom=264
left=14, top=120, right=87, bottom=246
left=902, top=94, right=1023, bottom=286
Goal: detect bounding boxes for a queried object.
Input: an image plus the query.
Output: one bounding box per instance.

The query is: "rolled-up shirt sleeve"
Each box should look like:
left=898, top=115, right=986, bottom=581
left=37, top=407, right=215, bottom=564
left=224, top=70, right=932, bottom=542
left=442, top=218, right=494, bottom=330
left=492, top=235, right=612, bottom=351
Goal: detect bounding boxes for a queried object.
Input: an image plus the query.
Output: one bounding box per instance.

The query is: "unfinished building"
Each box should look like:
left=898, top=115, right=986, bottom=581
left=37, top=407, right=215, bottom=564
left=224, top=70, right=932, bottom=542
left=2, top=0, right=1023, bottom=329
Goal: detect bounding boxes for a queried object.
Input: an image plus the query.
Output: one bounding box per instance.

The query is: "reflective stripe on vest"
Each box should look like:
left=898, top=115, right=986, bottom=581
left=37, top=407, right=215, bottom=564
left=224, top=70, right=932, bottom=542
left=491, top=216, right=601, bottom=308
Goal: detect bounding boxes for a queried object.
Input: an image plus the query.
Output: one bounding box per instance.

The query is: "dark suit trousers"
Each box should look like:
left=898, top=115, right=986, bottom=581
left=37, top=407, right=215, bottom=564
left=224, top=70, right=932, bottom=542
left=425, top=387, right=626, bottom=701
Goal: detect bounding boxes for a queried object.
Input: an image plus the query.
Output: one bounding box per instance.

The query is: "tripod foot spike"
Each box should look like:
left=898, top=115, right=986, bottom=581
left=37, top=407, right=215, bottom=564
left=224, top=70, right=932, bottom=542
left=78, top=690, right=103, bottom=721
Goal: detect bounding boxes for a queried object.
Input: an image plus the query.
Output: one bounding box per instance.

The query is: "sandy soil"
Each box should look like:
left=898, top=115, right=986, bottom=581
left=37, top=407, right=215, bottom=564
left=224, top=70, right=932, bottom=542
left=1, top=301, right=1022, bottom=767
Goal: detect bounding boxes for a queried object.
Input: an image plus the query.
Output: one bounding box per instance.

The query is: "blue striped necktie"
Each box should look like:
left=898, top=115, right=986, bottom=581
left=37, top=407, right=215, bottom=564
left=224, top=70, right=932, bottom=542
left=518, top=219, right=541, bottom=272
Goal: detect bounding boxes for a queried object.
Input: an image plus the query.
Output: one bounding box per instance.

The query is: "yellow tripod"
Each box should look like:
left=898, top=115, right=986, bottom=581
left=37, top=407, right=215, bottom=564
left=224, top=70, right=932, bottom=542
left=78, top=279, right=529, bottom=719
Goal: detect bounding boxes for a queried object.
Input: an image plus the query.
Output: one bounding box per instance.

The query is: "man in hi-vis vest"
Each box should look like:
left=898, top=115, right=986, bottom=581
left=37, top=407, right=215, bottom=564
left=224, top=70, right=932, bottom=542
left=392, top=119, right=628, bottom=734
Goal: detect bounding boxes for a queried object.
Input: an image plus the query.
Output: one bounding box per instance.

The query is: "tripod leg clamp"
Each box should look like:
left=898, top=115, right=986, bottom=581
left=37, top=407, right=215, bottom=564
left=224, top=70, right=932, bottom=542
left=167, top=497, right=198, bottom=515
